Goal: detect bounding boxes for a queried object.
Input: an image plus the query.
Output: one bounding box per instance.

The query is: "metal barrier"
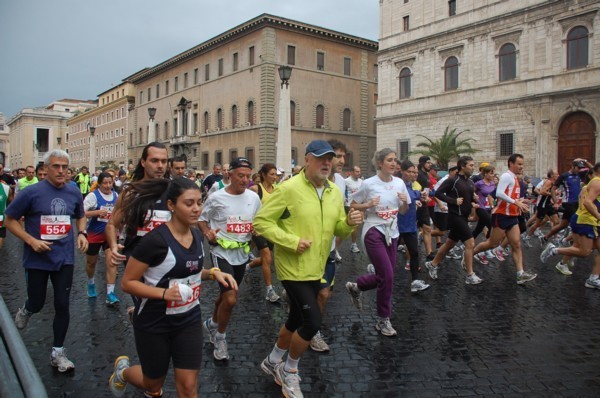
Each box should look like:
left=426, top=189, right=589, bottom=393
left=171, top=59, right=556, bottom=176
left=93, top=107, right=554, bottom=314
left=0, top=295, right=47, bottom=398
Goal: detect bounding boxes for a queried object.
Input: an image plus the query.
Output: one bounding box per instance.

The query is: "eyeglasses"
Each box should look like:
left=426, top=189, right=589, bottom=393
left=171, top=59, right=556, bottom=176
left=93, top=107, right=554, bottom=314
left=49, top=164, right=69, bottom=170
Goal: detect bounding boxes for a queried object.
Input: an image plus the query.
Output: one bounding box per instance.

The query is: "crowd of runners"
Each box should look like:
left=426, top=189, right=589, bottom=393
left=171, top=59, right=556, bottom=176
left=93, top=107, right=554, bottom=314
left=0, top=139, right=598, bottom=398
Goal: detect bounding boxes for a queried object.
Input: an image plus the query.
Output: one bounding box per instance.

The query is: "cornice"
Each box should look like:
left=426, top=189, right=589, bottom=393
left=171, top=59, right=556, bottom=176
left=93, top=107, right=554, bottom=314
left=129, top=14, right=378, bottom=84
left=67, top=96, right=135, bottom=125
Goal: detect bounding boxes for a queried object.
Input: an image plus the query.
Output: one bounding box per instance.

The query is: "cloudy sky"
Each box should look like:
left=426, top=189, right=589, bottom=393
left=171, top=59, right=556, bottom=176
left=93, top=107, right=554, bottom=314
left=0, top=0, right=379, bottom=118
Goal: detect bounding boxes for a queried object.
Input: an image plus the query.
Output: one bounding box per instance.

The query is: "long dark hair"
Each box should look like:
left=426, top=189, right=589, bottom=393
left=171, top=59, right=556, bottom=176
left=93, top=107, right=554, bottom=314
left=131, top=142, right=167, bottom=182
left=120, top=177, right=200, bottom=236
left=259, top=163, right=276, bottom=182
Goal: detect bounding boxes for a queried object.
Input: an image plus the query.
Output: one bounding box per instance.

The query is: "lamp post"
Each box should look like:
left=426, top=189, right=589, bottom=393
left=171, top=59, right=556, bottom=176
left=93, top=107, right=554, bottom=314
left=276, top=65, right=293, bottom=175
left=89, top=126, right=96, bottom=173
left=148, top=107, right=157, bottom=142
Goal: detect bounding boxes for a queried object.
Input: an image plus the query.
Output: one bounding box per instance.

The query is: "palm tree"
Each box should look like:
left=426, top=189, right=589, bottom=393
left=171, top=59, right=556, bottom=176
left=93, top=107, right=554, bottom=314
left=410, top=125, right=479, bottom=170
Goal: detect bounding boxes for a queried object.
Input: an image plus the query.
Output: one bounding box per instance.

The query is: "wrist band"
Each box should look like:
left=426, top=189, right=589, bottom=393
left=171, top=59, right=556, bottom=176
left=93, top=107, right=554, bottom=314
left=209, top=267, right=219, bottom=280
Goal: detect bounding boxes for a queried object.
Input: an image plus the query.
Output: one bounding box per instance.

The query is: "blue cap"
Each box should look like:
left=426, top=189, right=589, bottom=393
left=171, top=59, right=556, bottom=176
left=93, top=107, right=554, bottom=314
left=305, top=140, right=335, bottom=157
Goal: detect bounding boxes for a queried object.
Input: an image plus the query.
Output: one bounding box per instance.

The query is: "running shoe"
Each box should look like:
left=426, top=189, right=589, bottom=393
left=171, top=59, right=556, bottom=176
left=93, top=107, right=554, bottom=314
left=260, top=356, right=280, bottom=382
left=397, top=244, right=406, bottom=253
left=410, top=279, right=430, bottom=293
left=533, top=229, right=544, bottom=238
left=584, top=277, right=600, bottom=289
left=425, top=261, right=438, bottom=280
left=492, top=247, right=506, bottom=262
left=446, top=248, right=461, bottom=260
left=275, top=363, right=303, bottom=398
left=516, top=271, right=537, bottom=284
left=521, top=233, right=533, bottom=248
left=334, top=250, right=342, bottom=262
left=214, top=338, right=229, bottom=360
left=404, top=261, right=410, bottom=271
left=143, top=389, right=163, bottom=398
left=345, top=282, right=362, bottom=310
left=109, top=355, right=130, bottom=397
left=367, top=263, right=376, bottom=274
left=350, top=243, right=360, bottom=253
left=465, top=273, right=483, bottom=285
left=555, top=262, right=572, bottom=276
left=503, top=246, right=511, bottom=256
left=87, top=282, right=97, bottom=298
left=309, top=331, right=330, bottom=352
left=106, top=292, right=120, bottom=307
left=460, top=253, right=466, bottom=271
left=537, top=235, right=548, bottom=247
left=266, top=288, right=281, bottom=303
left=485, top=250, right=495, bottom=259
left=474, top=252, right=489, bottom=265
left=203, top=319, right=218, bottom=345
left=540, top=243, right=556, bottom=264
left=375, top=318, right=397, bottom=337
left=15, top=306, right=32, bottom=329
left=50, top=348, right=75, bottom=373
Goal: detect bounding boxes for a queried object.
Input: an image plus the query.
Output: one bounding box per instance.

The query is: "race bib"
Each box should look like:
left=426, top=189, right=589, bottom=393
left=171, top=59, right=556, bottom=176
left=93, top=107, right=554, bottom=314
left=375, top=207, right=398, bottom=220
left=40, top=215, right=71, bottom=240
left=137, top=210, right=171, bottom=236
left=98, top=205, right=114, bottom=222
left=225, top=215, right=253, bottom=234
left=165, top=273, right=201, bottom=315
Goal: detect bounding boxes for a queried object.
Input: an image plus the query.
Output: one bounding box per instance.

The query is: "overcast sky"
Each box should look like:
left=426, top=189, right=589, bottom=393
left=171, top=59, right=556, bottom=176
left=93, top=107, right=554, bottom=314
left=0, top=0, right=379, bottom=119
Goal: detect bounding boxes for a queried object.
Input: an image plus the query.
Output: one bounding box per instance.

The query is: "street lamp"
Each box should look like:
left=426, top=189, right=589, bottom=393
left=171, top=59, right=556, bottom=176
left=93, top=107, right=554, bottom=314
left=148, top=107, right=157, bottom=142
left=276, top=65, right=293, bottom=175
left=89, top=126, right=96, bottom=173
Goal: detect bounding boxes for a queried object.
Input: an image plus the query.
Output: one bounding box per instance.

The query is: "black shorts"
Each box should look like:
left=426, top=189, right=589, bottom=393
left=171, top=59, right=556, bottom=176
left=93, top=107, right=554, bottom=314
left=86, top=241, right=109, bottom=256
left=0, top=227, right=5, bottom=238
left=447, top=213, right=473, bottom=243
left=134, top=320, right=203, bottom=379
left=433, top=212, right=448, bottom=231
left=252, top=234, right=273, bottom=251
left=562, top=202, right=578, bottom=221
left=416, top=207, right=430, bottom=228
left=211, top=255, right=246, bottom=293
left=491, top=214, right=520, bottom=231
left=427, top=206, right=436, bottom=223
left=536, top=204, right=557, bottom=220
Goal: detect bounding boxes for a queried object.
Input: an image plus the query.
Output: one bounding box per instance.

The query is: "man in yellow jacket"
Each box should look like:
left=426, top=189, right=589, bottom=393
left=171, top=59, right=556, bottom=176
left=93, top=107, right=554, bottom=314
left=254, top=140, right=362, bottom=398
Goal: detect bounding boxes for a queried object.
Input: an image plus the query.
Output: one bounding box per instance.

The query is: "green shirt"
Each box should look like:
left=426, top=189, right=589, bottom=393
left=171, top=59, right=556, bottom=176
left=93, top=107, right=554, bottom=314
left=18, top=176, right=38, bottom=191
left=253, top=170, right=354, bottom=281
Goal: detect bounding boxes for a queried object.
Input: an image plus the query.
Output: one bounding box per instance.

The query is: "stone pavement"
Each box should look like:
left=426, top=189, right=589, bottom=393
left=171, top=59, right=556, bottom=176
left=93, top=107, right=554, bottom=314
left=1, top=231, right=599, bottom=397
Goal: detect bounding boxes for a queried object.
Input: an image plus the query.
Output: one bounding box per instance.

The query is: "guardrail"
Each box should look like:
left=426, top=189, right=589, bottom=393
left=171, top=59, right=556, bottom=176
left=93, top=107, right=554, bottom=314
left=0, top=295, right=47, bottom=397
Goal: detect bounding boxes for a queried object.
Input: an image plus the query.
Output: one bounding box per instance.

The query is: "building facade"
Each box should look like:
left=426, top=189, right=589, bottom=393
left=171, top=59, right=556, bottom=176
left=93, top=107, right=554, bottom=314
left=0, top=113, right=8, bottom=166
left=127, top=14, right=378, bottom=174
left=378, top=0, right=600, bottom=176
left=67, top=83, right=135, bottom=171
left=7, top=99, right=96, bottom=168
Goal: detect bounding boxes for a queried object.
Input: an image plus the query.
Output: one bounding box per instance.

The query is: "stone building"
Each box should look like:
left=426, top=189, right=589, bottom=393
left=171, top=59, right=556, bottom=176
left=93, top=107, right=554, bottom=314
left=7, top=99, right=96, bottom=168
left=67, top=83, right=135, bottom=171
left=377, top=0, right=599, bottom=176
left=0, top=113, right=8, bottom=166
left=127, top=14, right=378, bottom=174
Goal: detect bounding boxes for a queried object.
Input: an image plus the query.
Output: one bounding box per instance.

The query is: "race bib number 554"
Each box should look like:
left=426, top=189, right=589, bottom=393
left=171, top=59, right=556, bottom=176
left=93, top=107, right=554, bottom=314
left=40, top=215, right=71, bottom=240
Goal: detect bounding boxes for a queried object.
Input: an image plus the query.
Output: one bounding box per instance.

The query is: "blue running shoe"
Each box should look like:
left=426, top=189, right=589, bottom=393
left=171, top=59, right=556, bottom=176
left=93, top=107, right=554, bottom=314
left=87, top=283, right=97, bottom=298
left=106, top=292, right=120, bottom=307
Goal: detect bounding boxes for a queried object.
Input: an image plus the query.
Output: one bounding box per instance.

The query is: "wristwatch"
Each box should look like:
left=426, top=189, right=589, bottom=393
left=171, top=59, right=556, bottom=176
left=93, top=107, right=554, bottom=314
left=78, top=231, right=88, bottom=238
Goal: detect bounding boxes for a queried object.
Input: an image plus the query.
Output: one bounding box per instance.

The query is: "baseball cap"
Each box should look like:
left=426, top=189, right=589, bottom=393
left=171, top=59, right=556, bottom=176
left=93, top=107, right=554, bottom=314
left=305, top=140, right=335, bottom=157
left=229, top=157, right=253, bottom=171
left=276, top=167, right=284, bottom=175
left=573, top=160, right=586, bottom=168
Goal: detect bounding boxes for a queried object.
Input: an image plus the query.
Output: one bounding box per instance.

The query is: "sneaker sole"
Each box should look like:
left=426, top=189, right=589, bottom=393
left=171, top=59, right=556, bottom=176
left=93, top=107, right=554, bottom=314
left=375, top=326, right=397, bottom=337
left=585, top=281, right=600, bottom=289
left=213, top=351, right=229, bottom=361
left=51, top=361, right=75, bottom=373
left=517, top=275, right=537, bottom=284
left=260, top=361, right=278, bottom=383
left=555, top=265, right=572, bottom=276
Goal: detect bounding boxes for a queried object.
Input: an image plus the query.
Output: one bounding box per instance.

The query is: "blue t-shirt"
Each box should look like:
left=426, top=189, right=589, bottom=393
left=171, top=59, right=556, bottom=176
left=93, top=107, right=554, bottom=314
left=398, top=180, right=420, bottom=233
left=5, top=179, right=84, bottom=271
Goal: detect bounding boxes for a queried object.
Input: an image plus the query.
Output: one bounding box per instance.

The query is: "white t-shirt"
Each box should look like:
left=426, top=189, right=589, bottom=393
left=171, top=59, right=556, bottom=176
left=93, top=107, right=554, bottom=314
left=433, top=175, right=449, bottom=213
left=83, top=189, right=118, bottom=211
left=199, top=188, right=261, bottom=265
left=352, top=175, right=411, bottom=244
left=345, top=176, right=363, bottom=206
left=208, top=180, right=230, bottom=195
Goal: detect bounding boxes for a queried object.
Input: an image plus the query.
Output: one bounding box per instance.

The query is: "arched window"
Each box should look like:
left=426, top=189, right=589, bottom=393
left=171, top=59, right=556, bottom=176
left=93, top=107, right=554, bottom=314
left=316, top=105, right=325, bottom=128
left=203, top=112, right=209, bottom=133
left=248, top=101, right=255, bottom=126
left=231, top=105, right=238, bottom=128
left=499, top=43, right=517, bottom=81
left=290, top=101, right=296, bottom=126
left=342, top=108, right=351, bottom=131
left=444, top=56, right=459, bottom=91
left=567, top=26, right=589, bottom=69
left=399, top=67, right=412, bottom=99
left=217, top=109, right=223, bottom=130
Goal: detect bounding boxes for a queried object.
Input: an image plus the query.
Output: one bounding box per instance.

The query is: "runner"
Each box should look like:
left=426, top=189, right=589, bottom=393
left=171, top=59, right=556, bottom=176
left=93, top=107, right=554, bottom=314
left=416, top=156, right=435, bottom=261
left=345, top=148, right=410, bottom=336
left=199, top=158, right=261, bottom=361
left=522, top=169, right=559, bottom=247
left=540, top=162, right=600, bottom=286
left=207, top=163, right=230, bottom=196
left=83, top=171, right=120, bottom=305
left=424, top=156, right=483, bottom=284
left=15, top=165, right=38, bottom=195
left=169, top=156, right=187, bottom=179
left=5, top=149, right=88, bottom=372
left=345, top=166, right=363, bottom=253
left=256, top=140, right=361, bottom=398
left=0, top=178, right=13, bottom=249
left=471, top=154, right=537, bottom=284
left=108, top=177, right=237, bottom=397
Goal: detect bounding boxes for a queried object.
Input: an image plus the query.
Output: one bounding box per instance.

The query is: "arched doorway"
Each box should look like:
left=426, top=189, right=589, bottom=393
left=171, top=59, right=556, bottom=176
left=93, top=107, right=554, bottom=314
left=557, top=111, right=596, bottom=172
